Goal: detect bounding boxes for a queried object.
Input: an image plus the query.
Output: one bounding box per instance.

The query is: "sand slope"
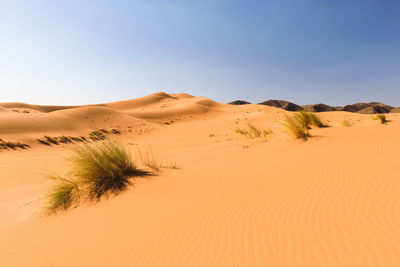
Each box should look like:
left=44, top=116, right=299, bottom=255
left=1, top=93, right=400, bottom=266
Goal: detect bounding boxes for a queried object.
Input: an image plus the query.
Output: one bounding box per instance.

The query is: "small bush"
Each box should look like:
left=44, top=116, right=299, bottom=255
left=45, top=141, right=150, bottom=215
left=283, top=115, right=310, bottom=141
left=372, top=114, right=387, bottom=124
left=235, top=120, right=272, bottom=142
left=69, top=141, right=147, bottom=201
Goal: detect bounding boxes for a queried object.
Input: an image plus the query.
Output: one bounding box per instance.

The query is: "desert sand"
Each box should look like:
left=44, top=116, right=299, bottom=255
left=1, top=92, right=400, bottom=266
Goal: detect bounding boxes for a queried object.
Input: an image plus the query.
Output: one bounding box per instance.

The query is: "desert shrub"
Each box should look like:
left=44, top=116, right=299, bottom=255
left=283, top=115, right=310, bottom=141
left=46, top=177, right=80, bottom=215
left=69, top=141, right=147, bottom=201
left=235, top=120, right=272, bottom=141
left=372, top=114, right=387, bottom=124
left=45, top=141, right=150, bottom=215
left=295, top=111, right=327, bottom=129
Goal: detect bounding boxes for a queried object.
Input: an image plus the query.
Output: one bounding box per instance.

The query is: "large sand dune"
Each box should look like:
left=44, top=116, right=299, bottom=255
left=1, top=93, right=400, bottom=266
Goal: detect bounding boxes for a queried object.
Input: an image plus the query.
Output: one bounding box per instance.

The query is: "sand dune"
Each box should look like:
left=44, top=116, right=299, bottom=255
left=0, top=102, right=77, bottom=113
left=1, top=93, right=400, bottom=266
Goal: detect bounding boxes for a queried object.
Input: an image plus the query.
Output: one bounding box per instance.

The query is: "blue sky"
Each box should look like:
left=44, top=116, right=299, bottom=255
left=1, top=0, right=399, bottom=106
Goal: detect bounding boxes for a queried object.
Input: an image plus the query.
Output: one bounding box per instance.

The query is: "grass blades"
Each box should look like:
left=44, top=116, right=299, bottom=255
left=45, top=141, right=149, bottom=215
left=135, top=145, right=178, bottom=171
left=282, top=112, right=328, bottom=141
left=295, top=111, right=327, bottom=129
left=46, top=177, right=80, bottom=215
left=283, top=115, right=310, bottom=141
left=69, top=141, right=147, bottom=201
left=235, top=120, right=272, bottom=142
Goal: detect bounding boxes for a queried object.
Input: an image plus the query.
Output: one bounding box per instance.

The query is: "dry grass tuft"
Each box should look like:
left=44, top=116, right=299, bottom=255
left=135, top=145, right=178, bottom=170
left=69, top=141, right=148, bottom=201
left=45, top=141, right=150, bottom=215
left=372, top=114, right=388, bottom=124
left=235, top=120, right=272, bottom=142
left=46, top=177, right=80, bottom=215
left=282, top=115, right=310, bottom=141
left=295, top=111, right=328, bottom=129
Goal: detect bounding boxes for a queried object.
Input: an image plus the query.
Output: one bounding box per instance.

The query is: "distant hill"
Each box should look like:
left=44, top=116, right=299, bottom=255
left=390, top=107, right=400, bottom=113
left=228, top=100, right=251, bottom=105
left=342, top=102, right=393, bottom=114
left=302, top=104, right=340, bottom=112
left=258, top=100, right=304, bottom=111
left=228, top=99, right=399, bottom=114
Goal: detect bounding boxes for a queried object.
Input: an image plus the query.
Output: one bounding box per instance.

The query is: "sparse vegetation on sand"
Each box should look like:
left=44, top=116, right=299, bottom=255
left=0, top=138, right=30, bottom=151
left=283, top=112, right=327, bottom=141
left=235, top=120, right=272, bottom=142
left=295, top=111, right=328, bottom=129
left=135, top=145, right=178, bottom=170
left=37, top=135, right=87, bottom=146
left=37, top=129, right=121, bottom=147
left=283, top=115, right=310, bottom=141
left=70, top=141, right=148, bottom=201
left=88, top=130, right=107, bottom=141
left=372, top=114, right=388, bottom=124
left=45, top=141, right=179, bottom=215
left=45, top=141, right=150, bottom=215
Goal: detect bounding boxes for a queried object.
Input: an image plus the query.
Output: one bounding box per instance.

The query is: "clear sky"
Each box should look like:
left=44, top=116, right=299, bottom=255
left=1, top=0, right=399, bottom=106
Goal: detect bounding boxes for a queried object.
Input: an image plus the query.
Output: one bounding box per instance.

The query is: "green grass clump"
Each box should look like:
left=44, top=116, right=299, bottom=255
left=46, top=177, right=80, bottom=215
left=45, top=141, right=149, bottom=215
left=283, top=115, right=310, bottom=141
left=372, top=114, right=387, bottom=124
left=69, top=141, right=147, bottom=201
left=235, top=120, right=272, bottom=141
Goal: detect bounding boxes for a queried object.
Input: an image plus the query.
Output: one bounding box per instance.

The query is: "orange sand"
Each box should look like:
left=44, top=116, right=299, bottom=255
left=1, top=93, right=400, bottom=266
